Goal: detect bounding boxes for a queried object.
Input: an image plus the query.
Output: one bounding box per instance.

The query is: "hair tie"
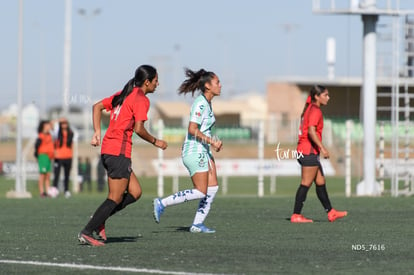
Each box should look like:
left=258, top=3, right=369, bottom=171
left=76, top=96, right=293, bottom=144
left=306, top=95, right=312, bottom=104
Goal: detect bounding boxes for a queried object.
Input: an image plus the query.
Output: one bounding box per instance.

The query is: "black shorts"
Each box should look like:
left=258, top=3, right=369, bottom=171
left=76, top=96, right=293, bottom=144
left=297, top=153, right=324, bottom=176
left=101, top=154, right=132, bottom=180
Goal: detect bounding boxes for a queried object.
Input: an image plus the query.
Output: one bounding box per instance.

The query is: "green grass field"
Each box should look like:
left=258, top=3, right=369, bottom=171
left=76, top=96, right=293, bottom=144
left=0, top=176, right=413, bottom=274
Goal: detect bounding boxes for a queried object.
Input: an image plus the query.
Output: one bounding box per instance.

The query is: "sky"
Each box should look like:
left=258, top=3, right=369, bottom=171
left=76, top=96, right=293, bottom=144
left=1, top=0, right=414, bottom=112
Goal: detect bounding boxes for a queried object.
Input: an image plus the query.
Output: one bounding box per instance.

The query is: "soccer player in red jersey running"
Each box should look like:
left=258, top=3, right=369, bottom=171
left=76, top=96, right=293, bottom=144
left=78, top=65, right=168, bottom=246
left=291, top=85, right=347, bottom=223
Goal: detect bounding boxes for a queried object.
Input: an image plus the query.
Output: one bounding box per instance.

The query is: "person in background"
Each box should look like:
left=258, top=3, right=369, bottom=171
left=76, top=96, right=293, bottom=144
left=153, top=68, right=223, bottom=233
left=82, top=157, right=92, bottom=192
left=78, top=157, right=91, bottom=192
left=290, top=85, right=348, bottom=223
left=78, top=157, right=84, bottom=191
left=34, top=120, right=54, bottom=198
left=97, top=155, right=106, bottom=192
left=78, top=64, right=168, bottom=246
left=52, top=118, right=74, bottom=198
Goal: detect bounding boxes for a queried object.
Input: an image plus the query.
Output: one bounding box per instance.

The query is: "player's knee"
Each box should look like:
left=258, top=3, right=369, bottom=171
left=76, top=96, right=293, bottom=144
left=107, top=193, right=124, bottom=204
left=130, top=189, right=142, bottom=200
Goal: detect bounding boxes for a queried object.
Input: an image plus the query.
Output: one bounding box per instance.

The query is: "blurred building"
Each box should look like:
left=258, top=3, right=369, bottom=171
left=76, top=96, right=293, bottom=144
left=267, top=76, right=414, bottom=120
left=0, top=103, right=39, bottom=140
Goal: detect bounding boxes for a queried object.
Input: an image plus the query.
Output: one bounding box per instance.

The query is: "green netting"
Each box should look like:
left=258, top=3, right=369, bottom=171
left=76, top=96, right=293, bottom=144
left=330, top=119, right=414, bottom=141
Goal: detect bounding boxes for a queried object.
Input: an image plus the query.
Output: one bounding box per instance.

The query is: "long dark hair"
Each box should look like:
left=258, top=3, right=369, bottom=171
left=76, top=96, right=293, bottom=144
left=301, top=85, right=326, bottom=118
left=178, top=68, right=216, bottom=97
left=111, top=65, right=157, bottom=108
left=37, top=120, right=49, bottom=134
left=56, top=121, right=74, bottom=148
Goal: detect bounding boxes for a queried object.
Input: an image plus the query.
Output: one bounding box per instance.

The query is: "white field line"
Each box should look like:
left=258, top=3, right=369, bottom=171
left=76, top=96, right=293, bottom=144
left=0, top=260, right=224, bottom=275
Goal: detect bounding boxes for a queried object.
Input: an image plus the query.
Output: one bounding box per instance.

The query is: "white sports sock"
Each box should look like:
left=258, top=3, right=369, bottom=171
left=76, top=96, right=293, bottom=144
left=192, top=185, right=219, bottom=225
left=161, top=189, right=205, bottom=207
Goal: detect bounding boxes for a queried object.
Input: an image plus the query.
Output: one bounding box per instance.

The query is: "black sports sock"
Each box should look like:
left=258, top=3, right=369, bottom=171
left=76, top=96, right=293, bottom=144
left=110, top=193, right=137, bottom=216
left=293, top=185, right=310, bottom=214
left=316, top=184, right=332, bottom=212
left=83, top=199, right=117, bottom=235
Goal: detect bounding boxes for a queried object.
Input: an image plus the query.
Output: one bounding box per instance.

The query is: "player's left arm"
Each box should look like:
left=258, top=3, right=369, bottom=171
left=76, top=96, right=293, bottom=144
left=308, top=109, right=329, bottom=158
left=308, top=126, right=329, bottom=158
left=134, top=120, right=168, bottom=150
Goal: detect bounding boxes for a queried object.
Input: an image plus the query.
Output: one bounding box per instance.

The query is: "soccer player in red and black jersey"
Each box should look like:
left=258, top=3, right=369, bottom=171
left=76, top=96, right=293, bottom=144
left=78, top=65, right=168, bottom=246
left=291, top=85, right=347, bottom=223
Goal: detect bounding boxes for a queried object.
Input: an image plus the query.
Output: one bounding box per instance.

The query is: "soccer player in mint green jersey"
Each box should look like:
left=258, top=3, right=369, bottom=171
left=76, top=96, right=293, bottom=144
left=153, top=68, right=223, bottom=233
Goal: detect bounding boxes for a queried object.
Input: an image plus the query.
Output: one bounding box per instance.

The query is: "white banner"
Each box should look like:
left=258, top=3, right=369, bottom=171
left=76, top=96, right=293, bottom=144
left=152, top=158, right=335, bottom=177
left=2, top=161, right=39, bottom=180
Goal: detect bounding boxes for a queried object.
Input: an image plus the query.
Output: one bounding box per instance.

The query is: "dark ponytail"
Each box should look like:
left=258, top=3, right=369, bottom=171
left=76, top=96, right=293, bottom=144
left=301, top=85, right=326, bottom=118
left=178, top=68, right=216, bottom=97
left=111, top=65, right=157, bottom=108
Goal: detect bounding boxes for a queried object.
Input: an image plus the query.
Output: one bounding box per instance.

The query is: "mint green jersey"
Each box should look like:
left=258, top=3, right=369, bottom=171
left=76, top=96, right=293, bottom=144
left=182, top=94, right=216, bottom=156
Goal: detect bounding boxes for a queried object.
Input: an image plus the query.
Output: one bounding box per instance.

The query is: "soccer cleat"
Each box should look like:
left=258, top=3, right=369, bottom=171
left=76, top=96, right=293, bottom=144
left=78, top=232, right=105, bottom=246
left=327, top=208, right=348, bottom=222
left=152, top=198, right=164, bottom=223
left=290, top=214, right=313, bottom=223
left=95, top=224, right=107, bottom=241
left=64, top=191, right=71, bottom=199
left=189, top=223, right=216, bottom=233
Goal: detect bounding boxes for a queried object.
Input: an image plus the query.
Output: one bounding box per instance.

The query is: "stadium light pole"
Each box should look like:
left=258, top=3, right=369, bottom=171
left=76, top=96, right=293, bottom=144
left=62, top=0, right=72, bottom=117
left=78, top=8, right=101, bottom=141
left=280, top=23, right=300, bottom=76
left=77, top=8, right=101, bottom=103
left=173, top=44, right=181, bottom=97
left=15, top=0, right=24, bottom=196
left=7, top=0, right=31, bottom=198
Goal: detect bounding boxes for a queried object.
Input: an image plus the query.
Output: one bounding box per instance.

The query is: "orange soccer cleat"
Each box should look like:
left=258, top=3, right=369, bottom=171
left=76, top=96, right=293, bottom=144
left=290, top=214, right=313, bottom=223
left=96, top=223, right=107, bottom=241
left=78, top=232, right=105, bottom=246
left=327, top=208, right=348, bottom=222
